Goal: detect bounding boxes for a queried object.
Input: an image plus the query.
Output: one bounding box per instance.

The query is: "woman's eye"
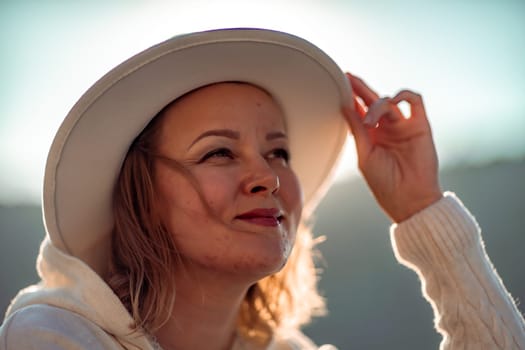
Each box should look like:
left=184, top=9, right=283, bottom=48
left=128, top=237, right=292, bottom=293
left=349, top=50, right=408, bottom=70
left=199, top=148, right=234, bottom=163
left=268, top=148, right=290, bottom=164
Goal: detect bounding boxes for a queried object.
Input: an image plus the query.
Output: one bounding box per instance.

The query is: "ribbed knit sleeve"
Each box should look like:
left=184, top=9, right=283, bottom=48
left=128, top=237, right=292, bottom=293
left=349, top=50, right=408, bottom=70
left=390, top=192, right=525, bottom=349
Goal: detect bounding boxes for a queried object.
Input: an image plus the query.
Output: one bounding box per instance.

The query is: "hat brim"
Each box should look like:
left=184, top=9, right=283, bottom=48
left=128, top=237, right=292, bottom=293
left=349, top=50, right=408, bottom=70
left=43, top=28, right=352, bottom=273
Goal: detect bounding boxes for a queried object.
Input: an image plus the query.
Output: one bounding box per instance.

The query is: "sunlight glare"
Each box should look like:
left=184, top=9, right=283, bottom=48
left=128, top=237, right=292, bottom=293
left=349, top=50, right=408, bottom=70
left=397, top=101, right=411, bottom=119
left=334, top=136, right=359, bottom=182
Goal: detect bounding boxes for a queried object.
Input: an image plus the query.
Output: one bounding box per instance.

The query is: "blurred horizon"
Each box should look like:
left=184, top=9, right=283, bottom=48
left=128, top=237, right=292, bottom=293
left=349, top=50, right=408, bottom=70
left=1, top=0, right=525, bottom=204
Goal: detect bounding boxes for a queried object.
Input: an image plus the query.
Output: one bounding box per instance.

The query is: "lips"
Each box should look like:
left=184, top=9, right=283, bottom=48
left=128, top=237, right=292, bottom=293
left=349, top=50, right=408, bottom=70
left=235, top=208, right=284, bottom=227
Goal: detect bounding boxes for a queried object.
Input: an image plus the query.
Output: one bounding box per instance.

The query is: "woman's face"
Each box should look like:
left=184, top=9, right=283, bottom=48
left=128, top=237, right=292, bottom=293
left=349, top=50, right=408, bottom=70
left=154, top=83, right=303, bottom=280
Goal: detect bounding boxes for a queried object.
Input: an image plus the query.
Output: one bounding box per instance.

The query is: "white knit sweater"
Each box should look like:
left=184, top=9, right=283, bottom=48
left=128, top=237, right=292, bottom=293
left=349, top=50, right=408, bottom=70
left=1, top=193, right=524, bottom=349
left=391, top=193, right=525, bottom=349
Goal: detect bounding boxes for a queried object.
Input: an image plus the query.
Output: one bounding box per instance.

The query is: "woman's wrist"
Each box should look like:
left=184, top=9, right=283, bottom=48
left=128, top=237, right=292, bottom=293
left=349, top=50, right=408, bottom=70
left=388, top=191, right=443, bottom=223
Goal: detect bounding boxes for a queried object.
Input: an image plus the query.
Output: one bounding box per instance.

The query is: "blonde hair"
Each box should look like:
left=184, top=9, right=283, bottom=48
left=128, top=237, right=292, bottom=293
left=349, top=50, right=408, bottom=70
left=107, top=85, right=326, bottom=343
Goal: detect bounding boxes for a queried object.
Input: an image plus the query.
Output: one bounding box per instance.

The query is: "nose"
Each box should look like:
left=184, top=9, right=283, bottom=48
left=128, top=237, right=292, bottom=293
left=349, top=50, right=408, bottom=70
left=242, top=159, right=280, bottom=196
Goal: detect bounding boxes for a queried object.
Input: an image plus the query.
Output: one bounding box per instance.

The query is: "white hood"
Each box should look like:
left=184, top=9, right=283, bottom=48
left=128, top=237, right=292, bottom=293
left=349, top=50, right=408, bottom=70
left=4, top=238, right=154, bottom=349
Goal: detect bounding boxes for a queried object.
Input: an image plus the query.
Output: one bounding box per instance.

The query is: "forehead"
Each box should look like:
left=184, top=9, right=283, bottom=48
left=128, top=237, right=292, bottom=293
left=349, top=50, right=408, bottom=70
left=157, top=82, right=286, bottom=142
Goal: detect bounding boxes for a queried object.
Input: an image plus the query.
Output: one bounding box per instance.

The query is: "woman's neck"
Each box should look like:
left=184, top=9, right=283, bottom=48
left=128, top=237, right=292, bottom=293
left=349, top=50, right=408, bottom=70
left=153, top=268, right=252, bottom=350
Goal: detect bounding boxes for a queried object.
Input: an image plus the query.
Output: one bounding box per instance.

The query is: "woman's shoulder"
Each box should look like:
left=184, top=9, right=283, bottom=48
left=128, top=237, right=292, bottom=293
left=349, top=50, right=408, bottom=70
left=1, top=304, right=120, bottom=350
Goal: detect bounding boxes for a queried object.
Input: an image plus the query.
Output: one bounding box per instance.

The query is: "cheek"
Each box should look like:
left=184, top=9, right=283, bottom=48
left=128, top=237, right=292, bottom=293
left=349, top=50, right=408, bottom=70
left=157, top=167, right=234, bottom=215
left=156, top=170, right=230, bottom=251
left=277, top=169, right=303, bottom=225
left=194, top=170, right=237, bottom=214
left=155, top=170, right=211, bottom=241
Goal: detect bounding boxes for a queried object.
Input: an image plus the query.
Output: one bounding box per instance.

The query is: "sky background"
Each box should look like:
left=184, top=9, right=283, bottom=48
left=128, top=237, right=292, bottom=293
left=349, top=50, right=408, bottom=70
left=1, top=0, right=524, bottom=203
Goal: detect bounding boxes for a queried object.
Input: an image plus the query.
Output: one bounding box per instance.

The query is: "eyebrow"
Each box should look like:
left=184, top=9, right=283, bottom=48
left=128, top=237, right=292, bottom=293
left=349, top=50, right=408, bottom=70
left=189, top=129, right=240, bottom=149
left=189, top=129, right=288, bottom=149
left=266, top=131, right=287, bottom=141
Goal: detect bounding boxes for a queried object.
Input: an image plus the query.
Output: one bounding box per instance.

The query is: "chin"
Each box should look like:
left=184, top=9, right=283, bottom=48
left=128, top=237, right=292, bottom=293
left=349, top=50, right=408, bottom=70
left=236, top=239, right=293, bottom=279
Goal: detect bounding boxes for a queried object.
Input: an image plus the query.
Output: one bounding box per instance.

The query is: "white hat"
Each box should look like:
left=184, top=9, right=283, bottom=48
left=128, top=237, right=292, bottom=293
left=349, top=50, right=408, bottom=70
left=43, top=28, right=352, bottom=274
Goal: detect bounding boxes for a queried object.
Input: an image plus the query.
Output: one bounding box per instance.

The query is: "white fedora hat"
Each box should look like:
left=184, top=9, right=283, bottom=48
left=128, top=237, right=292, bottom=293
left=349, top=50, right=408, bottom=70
left=43, top=28, right=352, bottom=274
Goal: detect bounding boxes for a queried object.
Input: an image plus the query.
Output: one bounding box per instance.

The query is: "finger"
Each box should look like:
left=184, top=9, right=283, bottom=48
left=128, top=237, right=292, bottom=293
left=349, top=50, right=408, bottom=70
left=391, top=90, right=426, bottom=119
left=342, top=105, right=371, bottom=157
left=363, top=97, right=404, bottom=126
left=346, top=72, right=379, bottom=107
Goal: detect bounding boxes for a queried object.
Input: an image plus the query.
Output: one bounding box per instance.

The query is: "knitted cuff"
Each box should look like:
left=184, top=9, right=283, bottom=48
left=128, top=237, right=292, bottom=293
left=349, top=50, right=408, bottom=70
left=390, top=192, right=483, bottom=271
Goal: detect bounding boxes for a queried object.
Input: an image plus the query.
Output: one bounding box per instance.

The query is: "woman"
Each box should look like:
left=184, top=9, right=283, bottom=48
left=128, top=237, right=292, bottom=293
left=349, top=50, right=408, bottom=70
left=1, top=28, right=524, bottom=349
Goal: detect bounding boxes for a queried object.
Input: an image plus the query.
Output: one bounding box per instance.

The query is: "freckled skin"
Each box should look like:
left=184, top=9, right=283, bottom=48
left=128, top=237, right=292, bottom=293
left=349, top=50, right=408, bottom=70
left=154, top=83, right=303, bottom=283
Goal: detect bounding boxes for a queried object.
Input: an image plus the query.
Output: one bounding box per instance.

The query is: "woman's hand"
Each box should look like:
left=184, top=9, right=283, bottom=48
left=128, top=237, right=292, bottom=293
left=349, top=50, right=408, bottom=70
left=342, top=73, right=443, bottom=223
